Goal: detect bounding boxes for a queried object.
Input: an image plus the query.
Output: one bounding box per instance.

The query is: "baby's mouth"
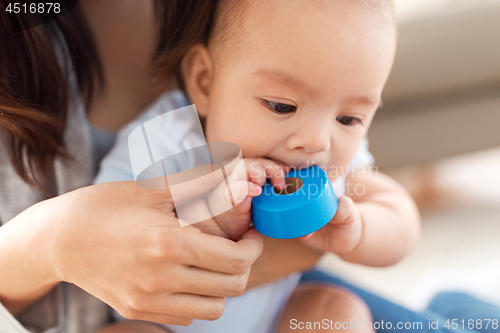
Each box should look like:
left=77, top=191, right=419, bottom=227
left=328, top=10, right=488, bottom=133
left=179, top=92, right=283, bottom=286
left=264, top=156, right=318, bottom=171
left=288, top=161, right=319, bottom=171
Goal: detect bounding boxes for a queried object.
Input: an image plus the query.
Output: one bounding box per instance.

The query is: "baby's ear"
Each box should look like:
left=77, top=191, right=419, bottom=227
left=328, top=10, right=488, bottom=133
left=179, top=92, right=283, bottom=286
left=181, top=43, right=212, bottom=117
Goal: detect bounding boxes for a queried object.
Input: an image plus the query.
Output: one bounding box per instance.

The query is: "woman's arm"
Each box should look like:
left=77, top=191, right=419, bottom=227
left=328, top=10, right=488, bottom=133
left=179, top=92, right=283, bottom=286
left=0, top=201, right=61, bottom=316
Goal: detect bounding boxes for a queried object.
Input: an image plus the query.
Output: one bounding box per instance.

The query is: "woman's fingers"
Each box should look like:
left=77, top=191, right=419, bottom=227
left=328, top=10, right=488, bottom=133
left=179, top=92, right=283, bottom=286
left=184, top=228, right=264, bottom=275
left=122, top=292, right=226, bottom=322
left=178, top=266, right=250, bottom=297
left=116, top=307, right=195, bottom=326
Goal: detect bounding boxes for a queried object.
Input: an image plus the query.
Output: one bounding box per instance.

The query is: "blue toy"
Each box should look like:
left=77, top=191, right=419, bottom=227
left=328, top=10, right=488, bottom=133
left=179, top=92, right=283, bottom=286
left=251, top=165, right=338, bottom=239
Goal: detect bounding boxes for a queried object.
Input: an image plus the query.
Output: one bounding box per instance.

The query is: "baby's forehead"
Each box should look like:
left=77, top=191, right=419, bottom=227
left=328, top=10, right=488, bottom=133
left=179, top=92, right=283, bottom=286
left=210, top=0, right=394, bottom=36
left=208, top=0, right=396, bottom=62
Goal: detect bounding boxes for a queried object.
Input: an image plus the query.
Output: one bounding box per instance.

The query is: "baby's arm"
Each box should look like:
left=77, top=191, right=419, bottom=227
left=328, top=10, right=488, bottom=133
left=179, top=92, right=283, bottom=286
left=301, top=167, right=421, bottom=267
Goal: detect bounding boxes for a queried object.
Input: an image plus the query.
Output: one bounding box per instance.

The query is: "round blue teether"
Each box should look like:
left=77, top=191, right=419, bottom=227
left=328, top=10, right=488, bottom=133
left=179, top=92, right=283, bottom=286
left=251, top=165, right=338, bottom=239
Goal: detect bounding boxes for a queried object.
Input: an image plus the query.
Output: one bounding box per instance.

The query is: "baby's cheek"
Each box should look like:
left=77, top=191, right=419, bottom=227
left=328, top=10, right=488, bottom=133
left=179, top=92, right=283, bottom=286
left=324, top=159, right=353, bottom=183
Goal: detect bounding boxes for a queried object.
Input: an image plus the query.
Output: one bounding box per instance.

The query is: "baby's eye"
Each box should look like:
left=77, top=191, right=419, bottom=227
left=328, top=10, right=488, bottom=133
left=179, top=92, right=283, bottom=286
left=262, top=100, right=297, bottom=114
left=336, top=115, right=363, bottom=126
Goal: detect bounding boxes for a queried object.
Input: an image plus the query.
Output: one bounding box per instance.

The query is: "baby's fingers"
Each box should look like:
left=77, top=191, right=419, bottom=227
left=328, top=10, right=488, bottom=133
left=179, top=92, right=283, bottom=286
left=248, top=158, right=289, bottom=190
left=214, top=182, right=259, bottom=240
left=226, top=180, right=262, bottom=205
left=329, top=196, right=357, bottom=226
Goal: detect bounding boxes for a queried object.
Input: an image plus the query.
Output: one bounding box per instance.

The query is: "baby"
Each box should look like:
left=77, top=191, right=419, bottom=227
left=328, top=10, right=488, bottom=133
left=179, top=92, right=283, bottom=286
left=95, top=0, right=420, bottom=332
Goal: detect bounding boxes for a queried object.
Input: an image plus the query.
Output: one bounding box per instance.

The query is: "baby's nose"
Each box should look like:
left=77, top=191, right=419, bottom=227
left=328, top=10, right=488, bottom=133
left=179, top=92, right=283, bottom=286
left=287, top=122, right=331, bottom=153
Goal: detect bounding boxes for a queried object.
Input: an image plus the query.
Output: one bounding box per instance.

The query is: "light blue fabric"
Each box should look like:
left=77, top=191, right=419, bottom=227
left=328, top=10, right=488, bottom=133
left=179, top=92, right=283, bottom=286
left=427, top=292, right=500, bottom=333
left=296, top=269, right=492, bottom=333
left=88, top=123, right=117, bottom=174
left=94, top=90, right=192, bottom=184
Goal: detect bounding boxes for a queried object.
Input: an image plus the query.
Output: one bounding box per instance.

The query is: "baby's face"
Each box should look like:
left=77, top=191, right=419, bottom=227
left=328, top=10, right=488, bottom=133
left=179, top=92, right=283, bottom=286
left=194, top=0, right=396, bottom=180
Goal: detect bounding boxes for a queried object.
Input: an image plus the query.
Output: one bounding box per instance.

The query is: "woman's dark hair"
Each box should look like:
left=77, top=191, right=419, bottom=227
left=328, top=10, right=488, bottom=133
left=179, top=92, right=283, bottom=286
left=0, top=1, right=103, bottom=191
left=0, top=0, right=218, bottom=191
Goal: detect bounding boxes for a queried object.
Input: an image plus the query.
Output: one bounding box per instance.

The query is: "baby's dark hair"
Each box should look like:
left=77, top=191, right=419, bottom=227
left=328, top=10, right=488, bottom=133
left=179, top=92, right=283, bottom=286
left=153, top=0, right=395, bottom=89
left=152, top=0, right=250, bottom=87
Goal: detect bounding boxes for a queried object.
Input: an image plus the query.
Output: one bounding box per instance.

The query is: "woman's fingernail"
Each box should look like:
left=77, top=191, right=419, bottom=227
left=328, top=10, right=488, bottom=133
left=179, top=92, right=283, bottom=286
left=252, top=183, right=262, bottom=194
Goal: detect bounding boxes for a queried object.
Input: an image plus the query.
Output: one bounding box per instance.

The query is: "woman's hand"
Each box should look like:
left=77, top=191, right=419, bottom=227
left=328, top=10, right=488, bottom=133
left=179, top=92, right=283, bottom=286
left=1, top=180, right=263, bottom=326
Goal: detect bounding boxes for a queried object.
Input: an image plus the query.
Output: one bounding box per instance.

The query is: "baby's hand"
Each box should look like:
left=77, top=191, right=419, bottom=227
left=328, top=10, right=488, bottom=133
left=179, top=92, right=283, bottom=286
left=196, top=158, right=289, bottom=241
left=298, top=196, right=363, bottom=256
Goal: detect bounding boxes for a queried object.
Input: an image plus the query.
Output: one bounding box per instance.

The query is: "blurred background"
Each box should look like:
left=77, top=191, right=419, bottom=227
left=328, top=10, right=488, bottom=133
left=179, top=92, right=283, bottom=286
left=320, top=0, right=500, bottom=310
